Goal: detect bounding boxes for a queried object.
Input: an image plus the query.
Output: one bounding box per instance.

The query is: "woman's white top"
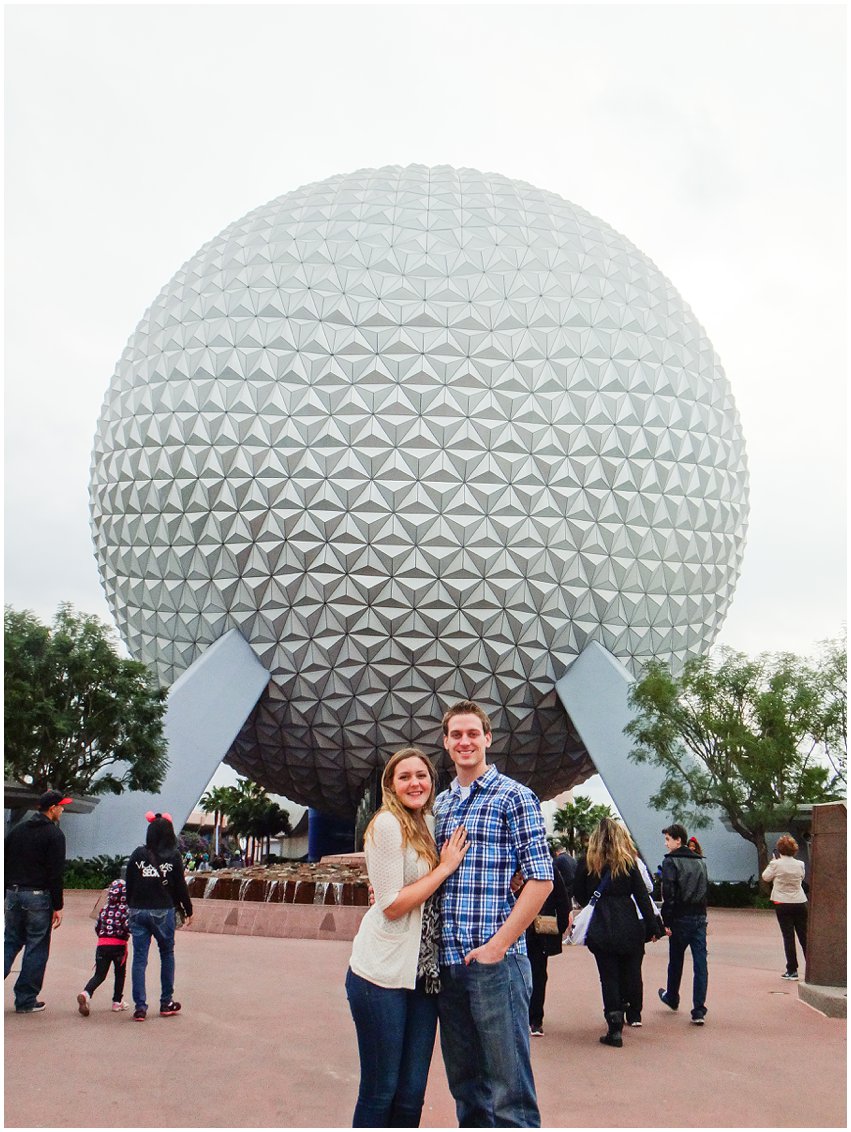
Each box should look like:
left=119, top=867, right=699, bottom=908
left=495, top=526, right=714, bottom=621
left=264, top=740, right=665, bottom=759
left=761, top=856, right=807, bottom=903
left=349, top=811, right=434, bottom=989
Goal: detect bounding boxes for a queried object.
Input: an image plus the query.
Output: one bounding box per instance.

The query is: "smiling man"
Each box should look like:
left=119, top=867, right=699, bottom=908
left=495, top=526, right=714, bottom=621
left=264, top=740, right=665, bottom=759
left=433, top=700, right=552, bottom=1128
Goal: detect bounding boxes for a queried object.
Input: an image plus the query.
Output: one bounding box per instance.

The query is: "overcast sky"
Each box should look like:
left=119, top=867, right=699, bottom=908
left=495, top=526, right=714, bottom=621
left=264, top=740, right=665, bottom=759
left=5, top=5, right=846, bottom=799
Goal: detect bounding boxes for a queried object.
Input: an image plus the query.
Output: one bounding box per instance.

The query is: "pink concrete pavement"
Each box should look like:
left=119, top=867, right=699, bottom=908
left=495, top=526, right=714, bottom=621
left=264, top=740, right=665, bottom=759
left=5, top=892, right=846, bottom=1128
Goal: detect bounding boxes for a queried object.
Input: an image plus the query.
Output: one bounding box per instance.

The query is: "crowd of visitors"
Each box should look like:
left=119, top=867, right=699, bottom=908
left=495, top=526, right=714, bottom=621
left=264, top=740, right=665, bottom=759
left=5, top=698, right=815, bottom=1130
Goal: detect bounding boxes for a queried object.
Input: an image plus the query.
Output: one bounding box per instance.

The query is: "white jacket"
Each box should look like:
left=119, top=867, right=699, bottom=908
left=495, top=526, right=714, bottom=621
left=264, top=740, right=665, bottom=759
left=349, top=811, right=434, bottom=989
left=762, top=856, right=807, bottom=904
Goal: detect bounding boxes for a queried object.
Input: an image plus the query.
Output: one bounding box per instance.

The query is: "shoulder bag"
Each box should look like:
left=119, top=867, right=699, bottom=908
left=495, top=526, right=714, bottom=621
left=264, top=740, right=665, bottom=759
left=566, top=869, right=611, bottom=946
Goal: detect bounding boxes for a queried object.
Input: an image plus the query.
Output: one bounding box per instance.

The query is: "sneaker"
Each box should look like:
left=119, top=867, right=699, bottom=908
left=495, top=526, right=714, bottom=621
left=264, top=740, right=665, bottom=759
left=15, top=1001, right=46, bottom=1013
left=629, top=1020, right=643, bottom=1027
left=160, top=1000, right=181, bottom=1016
left=77, top=992, right=90, bottom=1017
left=691, top=1010, right=707, bottom=1025
left=112, top=1000, right=129, bottom=1011
left=530, top=1026, right=544, bottom=1036
left=658, top=989, right=678, bottom=1011
left=133, top=1006, right=147, bottom=1021
left=781, top=971, right=799, bottom=980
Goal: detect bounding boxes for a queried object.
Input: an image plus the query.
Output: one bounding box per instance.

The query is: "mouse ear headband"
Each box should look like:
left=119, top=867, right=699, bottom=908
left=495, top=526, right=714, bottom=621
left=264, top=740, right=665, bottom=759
left=145, top=810, right=173, bottom=823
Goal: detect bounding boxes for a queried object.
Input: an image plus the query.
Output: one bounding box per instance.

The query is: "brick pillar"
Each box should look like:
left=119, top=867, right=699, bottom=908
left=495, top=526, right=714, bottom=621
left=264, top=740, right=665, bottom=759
left=805, top=802, right=846, bottom=987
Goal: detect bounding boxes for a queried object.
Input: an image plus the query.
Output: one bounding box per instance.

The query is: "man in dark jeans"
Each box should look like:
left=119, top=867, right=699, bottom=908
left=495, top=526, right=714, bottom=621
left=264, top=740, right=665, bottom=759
left=4, top=790, right=71, bottom=1013
left=658, top=822, right=709, bottom=1024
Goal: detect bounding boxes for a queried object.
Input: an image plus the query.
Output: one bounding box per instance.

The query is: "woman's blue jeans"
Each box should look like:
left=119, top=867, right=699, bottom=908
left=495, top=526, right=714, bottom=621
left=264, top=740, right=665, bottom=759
left=128, top=908, right=175, bottom=1010
left=345, top=968, right=438, bottom=1128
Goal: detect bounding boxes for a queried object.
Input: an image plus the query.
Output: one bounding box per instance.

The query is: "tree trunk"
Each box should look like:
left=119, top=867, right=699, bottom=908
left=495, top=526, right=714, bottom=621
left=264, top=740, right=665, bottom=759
left=755, top=832, right=771, bottom=896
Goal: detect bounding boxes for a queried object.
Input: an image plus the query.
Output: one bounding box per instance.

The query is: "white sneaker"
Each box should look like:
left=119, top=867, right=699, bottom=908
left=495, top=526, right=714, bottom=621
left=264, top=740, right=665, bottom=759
left=112, top=1000, right=129, bottom=1012
left=77, top=992, right=90, bottom=1017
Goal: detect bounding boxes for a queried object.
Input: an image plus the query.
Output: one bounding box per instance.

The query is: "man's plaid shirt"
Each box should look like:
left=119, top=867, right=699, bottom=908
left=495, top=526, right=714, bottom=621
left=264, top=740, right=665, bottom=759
left=433, top=764, right=552, bottom=966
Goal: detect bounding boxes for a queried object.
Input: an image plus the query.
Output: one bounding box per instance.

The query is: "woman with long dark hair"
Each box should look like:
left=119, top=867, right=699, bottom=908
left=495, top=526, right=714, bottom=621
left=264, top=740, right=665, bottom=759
left=125, top=812, right=193, bottom=1022
left=346, top=747, right=468, bottom=1127
left=572, top=817, right=662, bottom=1047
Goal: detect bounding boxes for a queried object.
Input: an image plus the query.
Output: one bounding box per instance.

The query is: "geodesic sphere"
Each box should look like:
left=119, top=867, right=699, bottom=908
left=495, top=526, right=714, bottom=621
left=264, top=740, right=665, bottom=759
left=90, top=164, right=749, bottom=817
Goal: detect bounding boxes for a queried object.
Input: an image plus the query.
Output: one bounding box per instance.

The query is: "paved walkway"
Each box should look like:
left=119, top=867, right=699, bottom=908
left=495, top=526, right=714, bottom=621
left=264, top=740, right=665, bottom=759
left=5, top=892, right=846, bottom=1128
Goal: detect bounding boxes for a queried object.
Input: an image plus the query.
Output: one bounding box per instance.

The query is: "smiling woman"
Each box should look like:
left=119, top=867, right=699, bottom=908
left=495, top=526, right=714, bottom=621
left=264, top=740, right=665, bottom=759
left=345, top=748, right=468, bottom=1128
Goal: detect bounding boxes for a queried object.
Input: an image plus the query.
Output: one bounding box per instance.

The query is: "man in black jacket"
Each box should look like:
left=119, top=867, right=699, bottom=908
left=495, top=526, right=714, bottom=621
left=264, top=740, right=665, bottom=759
left=657, top=822, right=709, bottom=1024
left=4, top=790, right=70, bottom=1013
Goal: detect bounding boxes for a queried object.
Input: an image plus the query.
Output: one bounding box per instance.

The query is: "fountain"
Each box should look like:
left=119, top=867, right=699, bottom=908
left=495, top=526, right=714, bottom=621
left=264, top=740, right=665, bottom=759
left=181, top=857, right=370, bottom=941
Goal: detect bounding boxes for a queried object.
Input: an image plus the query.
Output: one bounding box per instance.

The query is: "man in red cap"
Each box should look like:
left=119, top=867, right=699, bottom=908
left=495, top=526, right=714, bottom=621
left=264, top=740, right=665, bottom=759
left=4, top=790, right=71, bottom=1012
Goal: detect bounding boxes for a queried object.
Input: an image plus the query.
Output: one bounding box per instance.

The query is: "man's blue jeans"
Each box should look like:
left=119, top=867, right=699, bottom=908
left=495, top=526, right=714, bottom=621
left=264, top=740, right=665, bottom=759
left=665, top=915, right=708, bottom=1018
left=129, top=908, right=175, bottom=1009
left=345, top=968, right=438, bottom=1128
left=438, top=955, right=541, bottom=1128
left=4, top=889, right=53, bottom=1010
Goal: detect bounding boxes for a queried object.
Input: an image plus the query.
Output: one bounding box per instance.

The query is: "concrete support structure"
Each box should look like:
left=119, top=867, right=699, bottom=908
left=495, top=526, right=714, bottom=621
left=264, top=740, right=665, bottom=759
left=62, top=630, right=269, bottom=859
left=556, top=641, right=756, bottom=880
left=800, top=801, right=847, bottom=1017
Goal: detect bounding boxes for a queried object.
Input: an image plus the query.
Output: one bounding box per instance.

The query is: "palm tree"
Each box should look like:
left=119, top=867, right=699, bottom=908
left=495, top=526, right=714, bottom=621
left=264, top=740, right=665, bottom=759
left=199, top=784, right=238, bottom=856
left=553, top=795, right=616, bottom=855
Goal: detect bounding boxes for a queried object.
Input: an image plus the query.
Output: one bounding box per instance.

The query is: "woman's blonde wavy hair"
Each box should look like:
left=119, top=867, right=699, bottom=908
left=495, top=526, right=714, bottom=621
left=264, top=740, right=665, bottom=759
left=365, top=748, right=439, bottom=869
left=586, top=816, right=637, bottom=879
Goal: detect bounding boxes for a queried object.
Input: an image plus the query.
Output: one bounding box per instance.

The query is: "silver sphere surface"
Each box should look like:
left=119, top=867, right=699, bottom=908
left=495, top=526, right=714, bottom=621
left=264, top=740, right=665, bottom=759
left=91, top=164, right=749, bottom=816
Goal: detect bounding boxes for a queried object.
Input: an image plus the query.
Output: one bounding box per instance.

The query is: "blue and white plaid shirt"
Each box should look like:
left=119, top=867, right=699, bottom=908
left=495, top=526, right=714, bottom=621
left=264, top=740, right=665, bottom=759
left=433, top=764, right=552, bottom=966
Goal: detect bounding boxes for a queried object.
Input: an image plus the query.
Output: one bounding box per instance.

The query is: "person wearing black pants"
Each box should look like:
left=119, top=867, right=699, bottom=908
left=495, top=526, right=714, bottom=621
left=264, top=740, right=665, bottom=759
left=762, top=835, right=808, bottom=979
left=83, top=945, right=126, bottom=1002
left=571, top=818, right=663, bottom=1048
left=524, top=856, right=570, bottom=1036
left=78, top=878, right=130, bottom=1015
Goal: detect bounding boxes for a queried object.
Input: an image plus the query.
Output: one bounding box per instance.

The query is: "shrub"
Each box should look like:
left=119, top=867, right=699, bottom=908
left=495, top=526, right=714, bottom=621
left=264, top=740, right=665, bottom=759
left=64, top=854, right=126, bottom=889
left=706, top=881, right=772, bottom=909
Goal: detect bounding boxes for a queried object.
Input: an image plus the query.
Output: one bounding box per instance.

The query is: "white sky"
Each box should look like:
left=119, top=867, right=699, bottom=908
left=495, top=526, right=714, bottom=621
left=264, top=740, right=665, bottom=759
left=5, top=3, right=847, bottom=777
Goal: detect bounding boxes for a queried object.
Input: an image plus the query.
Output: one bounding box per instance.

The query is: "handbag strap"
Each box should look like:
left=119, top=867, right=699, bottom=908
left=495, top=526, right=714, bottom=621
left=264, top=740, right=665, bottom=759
left=588, top=868, right=611, bottom=907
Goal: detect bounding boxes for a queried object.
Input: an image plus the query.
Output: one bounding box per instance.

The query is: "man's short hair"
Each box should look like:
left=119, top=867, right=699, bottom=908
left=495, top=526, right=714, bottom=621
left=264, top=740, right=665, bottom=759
left=662, top=822, right=688, bottom=845
left=441, top=700, right=492, bottom=736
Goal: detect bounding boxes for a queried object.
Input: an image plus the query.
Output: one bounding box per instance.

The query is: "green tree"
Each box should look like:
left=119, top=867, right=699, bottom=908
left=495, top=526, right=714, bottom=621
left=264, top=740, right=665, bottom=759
left=812, top=634, right=847, bottom=788
left=4, top=603, right=168, bottom=796
left=625, top=644, right=845, bottom=883
left=553, top=794, right=616, bottom=855
left=215, top=778, right=290, bottom=862
left=199, top=784, right=235, bottom=855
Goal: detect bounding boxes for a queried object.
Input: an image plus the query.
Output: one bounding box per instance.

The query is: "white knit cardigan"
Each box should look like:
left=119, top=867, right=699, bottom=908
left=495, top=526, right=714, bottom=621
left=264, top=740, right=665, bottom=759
left=348, top=811, right=434, bottom=989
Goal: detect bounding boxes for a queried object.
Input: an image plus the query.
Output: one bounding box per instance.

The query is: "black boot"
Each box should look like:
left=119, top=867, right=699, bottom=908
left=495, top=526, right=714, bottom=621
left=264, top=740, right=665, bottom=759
left=600, top=1010, right=624, bottom=1047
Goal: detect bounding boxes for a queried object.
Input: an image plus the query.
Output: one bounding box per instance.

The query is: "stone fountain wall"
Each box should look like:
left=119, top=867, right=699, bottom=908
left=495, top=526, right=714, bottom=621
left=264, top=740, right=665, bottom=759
left=184, top=862, right=370, bottom=940
left=92, top=860, right=370, bottom=942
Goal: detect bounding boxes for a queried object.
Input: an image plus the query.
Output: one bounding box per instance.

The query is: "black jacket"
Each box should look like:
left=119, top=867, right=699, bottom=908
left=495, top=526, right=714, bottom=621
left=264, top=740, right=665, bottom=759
left=661, top=846, right=708, bottom=925
left=526, top=862, right=571, bottom=957
left=554, top=852, right=577, bottom=903
left=573, top=858, right=657, bottom=955
left=126, top=847, right=192, bottom=918
left=4, top=813, right=66, bottom=910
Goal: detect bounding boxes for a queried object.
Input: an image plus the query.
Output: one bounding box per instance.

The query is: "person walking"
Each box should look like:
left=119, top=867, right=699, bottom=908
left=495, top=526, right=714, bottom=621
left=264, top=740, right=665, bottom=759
left=524, top=852, right=570, bottom=1036
left=434, top=700, right=553, bottom=1127
left=762, top=834, right=808, bottom=980
left=553, top=847, right=577, bottom=904
left=572, top=817, right=661, bottom=1047
left=77, top=879, right=130, bottom=1014
left=4, top=790, right=71, bottom=1013
left=125, top=813, right=193, bottom=1021
left=658, top=822, right=710, bottom=1024
left=346, top=747, right=469, bottom=1127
